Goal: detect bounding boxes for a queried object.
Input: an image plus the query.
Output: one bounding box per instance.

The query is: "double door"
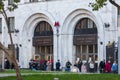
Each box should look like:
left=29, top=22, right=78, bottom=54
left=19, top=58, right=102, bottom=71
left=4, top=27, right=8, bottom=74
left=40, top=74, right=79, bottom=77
left=76, top=44, right=98, bottom=62
left=35, top=46, right=53, bottom=61
left=34, top=46, right=53, bottom=70
left=76, top=44, right=98, bottom=71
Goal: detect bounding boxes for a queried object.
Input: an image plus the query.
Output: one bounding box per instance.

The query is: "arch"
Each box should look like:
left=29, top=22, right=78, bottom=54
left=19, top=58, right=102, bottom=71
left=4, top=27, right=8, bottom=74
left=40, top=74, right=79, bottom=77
left=33, top=21, right=54, bottom=70
left=74, top=17, right=98, bottom=62
left=20, top=12, right=55, bottom=68
left=22, top=13, right=55, bottom=38
left=34, top=21, right=53, bottom=37
left=61, top=9, right=100, bottom=35
left=61, top=9, right=104, bottom=66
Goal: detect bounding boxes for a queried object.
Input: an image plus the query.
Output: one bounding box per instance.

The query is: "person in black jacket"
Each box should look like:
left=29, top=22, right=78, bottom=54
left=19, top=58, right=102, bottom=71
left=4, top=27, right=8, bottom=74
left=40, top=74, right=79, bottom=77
left=65, top=60, right=72, bottom=72
left=99, top=59, right=105, bottom=73
left=56, top=60, right=61, bottom=71
left=4, top=58, right=10, bottom=69
left=77, top=60, right=83, bottom=72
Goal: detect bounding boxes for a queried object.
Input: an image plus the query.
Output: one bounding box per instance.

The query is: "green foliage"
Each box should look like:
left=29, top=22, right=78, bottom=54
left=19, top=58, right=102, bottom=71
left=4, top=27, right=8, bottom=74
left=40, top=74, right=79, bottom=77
left=89, top=0, right=107, bottom=10
left=8, top=3, right=18, bottom=11
left=0, top=0, right=19, bottom=12
left=0, top=1, right=4, bottom=10
left=14, top=0, right=20, bottom=3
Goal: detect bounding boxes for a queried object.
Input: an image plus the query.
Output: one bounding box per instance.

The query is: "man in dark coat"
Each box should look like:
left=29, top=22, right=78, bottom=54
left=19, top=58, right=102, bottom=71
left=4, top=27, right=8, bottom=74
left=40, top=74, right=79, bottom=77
left=77, top=60, right=83, bottom=72
left=4, top=58, right=10, bottom=69
left=65, top=60, right=72, bottom=72
left=56, top=60, right=61, bottom=71
left=99, top=59, right=105, bottom=73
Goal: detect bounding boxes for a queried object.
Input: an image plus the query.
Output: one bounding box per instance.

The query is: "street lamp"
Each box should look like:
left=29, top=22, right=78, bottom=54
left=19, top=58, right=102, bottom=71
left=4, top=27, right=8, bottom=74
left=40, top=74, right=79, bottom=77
left=16, top=44, right=19, bottom=61
left=113, top=41, right=118, bottom=61
left=54, top=21, right=60, bottom=60
left=14, top=29, right=19, bottom=61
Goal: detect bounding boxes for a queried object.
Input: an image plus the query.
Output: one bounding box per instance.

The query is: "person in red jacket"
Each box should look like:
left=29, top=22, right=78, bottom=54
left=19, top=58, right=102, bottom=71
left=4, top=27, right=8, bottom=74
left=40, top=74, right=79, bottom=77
left=105, top=60, right=111, bottom=73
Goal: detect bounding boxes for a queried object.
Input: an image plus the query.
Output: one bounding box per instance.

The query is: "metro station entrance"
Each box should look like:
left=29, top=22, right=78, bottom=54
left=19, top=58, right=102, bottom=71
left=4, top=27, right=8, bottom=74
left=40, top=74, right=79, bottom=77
left=33, top=21, right=53, bottom=70
left=73, top=18, right=98, bottom=71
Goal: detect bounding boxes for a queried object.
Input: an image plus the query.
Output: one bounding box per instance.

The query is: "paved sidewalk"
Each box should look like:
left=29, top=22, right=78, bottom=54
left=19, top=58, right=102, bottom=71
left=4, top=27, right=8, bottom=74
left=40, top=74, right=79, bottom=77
left=0, top=73, right=57, bottom=77
left=0, top=73, right=16, bottom=77
left=0, top=72, right=100, bottom=77
left=0, top=73, right=35, bottom=77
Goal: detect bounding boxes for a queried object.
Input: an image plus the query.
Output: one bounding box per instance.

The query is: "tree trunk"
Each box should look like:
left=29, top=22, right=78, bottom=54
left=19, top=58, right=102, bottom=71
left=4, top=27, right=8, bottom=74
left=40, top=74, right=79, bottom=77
left=0, top=42, right=22, bottom=80
left=0, top=8, right=23, bottom=80
left=13, top=58, right=23, bottom=80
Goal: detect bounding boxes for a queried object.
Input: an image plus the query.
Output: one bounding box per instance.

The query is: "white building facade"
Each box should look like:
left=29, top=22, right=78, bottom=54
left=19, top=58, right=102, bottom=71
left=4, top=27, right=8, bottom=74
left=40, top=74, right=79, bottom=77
left=0, top=0, right=119, bottom=70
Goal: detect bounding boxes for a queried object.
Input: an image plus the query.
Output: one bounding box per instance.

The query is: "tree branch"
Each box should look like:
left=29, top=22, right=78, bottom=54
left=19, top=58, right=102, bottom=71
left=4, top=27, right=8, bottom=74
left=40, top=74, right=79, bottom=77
left=2, top=8, right=14, bottom=44
left=0, top=42, right=14, bottom=61
left=109, top=0, right=120, bottom=8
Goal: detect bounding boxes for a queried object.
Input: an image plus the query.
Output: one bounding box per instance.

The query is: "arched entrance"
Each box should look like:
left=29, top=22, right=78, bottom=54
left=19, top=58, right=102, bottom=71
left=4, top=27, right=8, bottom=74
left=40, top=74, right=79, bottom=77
left=33, top=21, right=53, bottom=70
left=73, top=18, right=98, bottom=71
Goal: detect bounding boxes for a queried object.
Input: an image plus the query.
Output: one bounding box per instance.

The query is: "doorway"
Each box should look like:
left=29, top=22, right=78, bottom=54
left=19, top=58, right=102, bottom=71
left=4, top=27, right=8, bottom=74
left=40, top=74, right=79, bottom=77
left=33, top=21, right=53, bottom=70
left=73, top=18, right=98, bottom=71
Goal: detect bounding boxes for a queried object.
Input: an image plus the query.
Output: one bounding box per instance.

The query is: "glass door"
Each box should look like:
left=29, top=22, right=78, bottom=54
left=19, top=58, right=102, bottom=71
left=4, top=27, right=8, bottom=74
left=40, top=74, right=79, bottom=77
left=76, top=44, right=97, bottom=61
left=35, top=46, right=53, bottom=70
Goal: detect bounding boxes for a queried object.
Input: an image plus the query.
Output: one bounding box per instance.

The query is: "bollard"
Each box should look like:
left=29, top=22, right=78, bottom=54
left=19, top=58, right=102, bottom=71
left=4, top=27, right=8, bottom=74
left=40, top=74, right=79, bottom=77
left=54, top=78, right=59, bottom=80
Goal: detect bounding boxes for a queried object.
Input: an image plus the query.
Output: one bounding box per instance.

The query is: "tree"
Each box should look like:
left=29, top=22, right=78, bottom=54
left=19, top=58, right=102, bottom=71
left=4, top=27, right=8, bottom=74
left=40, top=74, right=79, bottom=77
left=90, top=0, right=120, bottom=11
left=0, top=0, right=22, bottom=80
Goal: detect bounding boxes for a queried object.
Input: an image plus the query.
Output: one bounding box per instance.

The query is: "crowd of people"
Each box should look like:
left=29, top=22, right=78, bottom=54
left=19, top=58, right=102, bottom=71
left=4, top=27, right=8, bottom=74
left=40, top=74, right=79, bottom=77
left=28, top=59, right=118, bottom=73
left=4, top=57, right=20, bottom=69
left=62, top=59, right=118, bottom=73
left=70, top=59, right=118, bottom=73
left=99, top=60, right=118, bottom=73
left=4, top=57, right=118, bottom=74
left=29, top=59, right=53, bottom=71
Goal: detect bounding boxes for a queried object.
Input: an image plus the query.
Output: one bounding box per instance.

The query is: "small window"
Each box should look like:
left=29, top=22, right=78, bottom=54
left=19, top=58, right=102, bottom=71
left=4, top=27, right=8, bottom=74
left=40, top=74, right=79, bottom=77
left=29, top=0, right=38, bottom=2
left=8, top=0, right=14, bottom=5
left=8, top=0, right=20, bottom=5
left=0, top=18, right=2, bottom=33
left=88, top=19, right=94, bottom=28
left=8, top=17, right=15, bottom=33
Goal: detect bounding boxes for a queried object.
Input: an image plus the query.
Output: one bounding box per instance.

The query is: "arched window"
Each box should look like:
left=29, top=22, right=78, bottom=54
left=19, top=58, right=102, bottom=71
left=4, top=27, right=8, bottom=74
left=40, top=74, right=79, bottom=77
left=73, top=18, right=98, bottom=71
left=74, top=18, right=97, bottom=35
left=34, top=21, right=53, bottom=36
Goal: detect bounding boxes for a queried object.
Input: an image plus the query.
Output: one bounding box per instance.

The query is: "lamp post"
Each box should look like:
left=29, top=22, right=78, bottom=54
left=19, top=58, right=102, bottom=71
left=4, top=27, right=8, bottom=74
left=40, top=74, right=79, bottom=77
left=16, top=44, right=19, bottom=61
left=103, top=22, right=110, bottom=60
left=14, top=29, right=19, bottom=61
left=113, top=42, right=118, bottom=61
left=54, top=21, right=60, bottom=60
